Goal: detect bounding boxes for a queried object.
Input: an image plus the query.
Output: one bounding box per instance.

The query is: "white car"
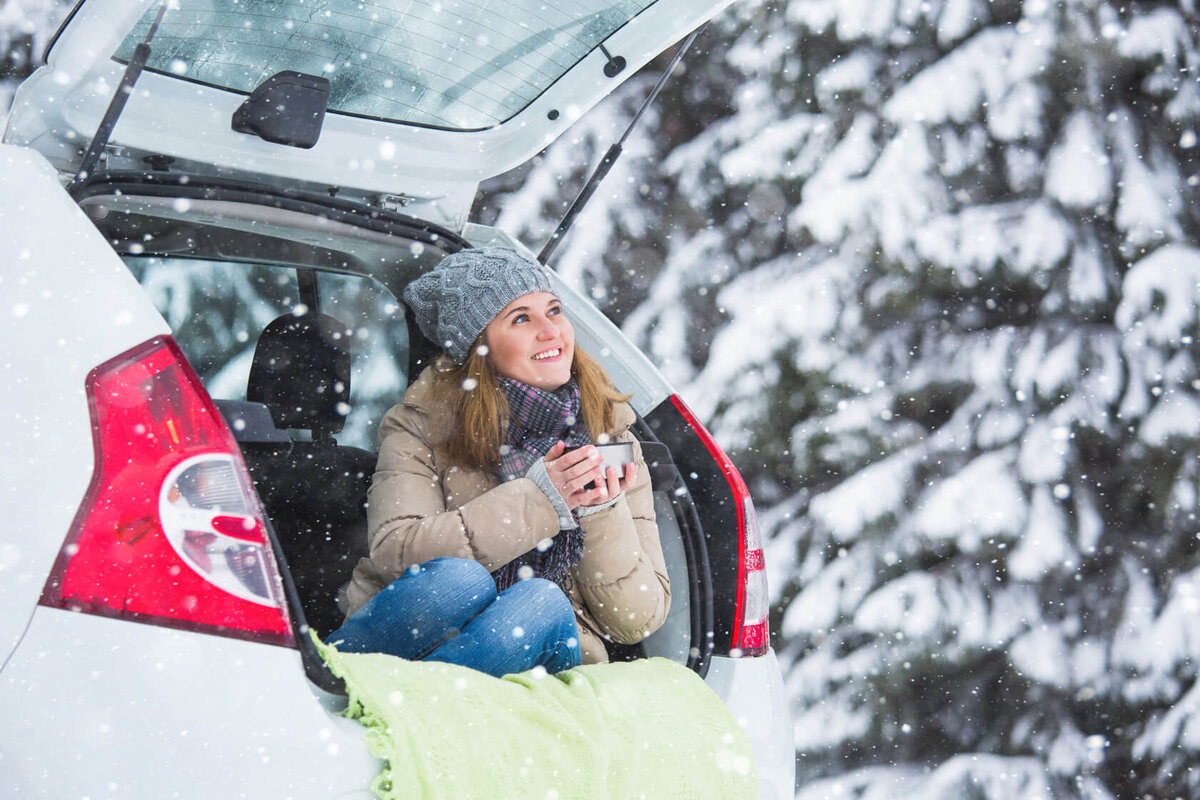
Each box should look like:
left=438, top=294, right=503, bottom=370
left=0, top=1, right=794, bottom=797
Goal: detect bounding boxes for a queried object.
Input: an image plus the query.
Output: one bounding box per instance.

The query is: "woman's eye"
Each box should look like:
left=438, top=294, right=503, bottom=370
left=513, top=313, right=529, bottom=324
left=548, top=305, right=562, bottom=316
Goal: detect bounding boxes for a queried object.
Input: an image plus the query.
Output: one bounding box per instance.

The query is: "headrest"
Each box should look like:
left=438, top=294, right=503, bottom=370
left=248, top=312, right=352, bottom=442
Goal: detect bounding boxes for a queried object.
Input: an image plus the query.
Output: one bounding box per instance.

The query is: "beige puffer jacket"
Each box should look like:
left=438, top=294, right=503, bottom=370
left=344, top=366, right=670, bottom=664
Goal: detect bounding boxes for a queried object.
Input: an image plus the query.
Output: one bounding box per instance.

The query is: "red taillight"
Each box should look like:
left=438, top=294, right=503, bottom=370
left=40, top=337, right=294, bottom=647
left=669, top=395, right=770, bottom=656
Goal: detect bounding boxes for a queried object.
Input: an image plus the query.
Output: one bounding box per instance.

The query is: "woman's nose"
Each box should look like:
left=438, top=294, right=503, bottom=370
left=535, top=316, right=557, bottom=338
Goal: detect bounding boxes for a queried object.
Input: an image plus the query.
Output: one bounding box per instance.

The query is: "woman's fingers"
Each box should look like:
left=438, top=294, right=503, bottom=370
left=577, top=465, right=624, bottom=506
left=603, top=466, right=621, bottom=496
left=568, top=452, right=605, bottom=483
left=546, top=443, right=588, bottom=470
left=545, top=444, right=605, bottom=503
left=577, top=469, right=613, bottom=502
left=588, top=461, right=636, bottom=504
left=556, top=447, right=602, bottom=481
left=546, top=444, right=639, bottom=509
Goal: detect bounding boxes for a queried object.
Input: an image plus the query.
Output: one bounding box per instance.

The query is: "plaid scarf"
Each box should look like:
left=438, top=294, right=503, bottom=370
left=492, top=377, right=592, bottom=592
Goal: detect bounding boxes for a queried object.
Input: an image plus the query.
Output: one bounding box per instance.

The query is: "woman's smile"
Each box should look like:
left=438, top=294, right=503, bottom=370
left=485, top=291, right=575, bottom=390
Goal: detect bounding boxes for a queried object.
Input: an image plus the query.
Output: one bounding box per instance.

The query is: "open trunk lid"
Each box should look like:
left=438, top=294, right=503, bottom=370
left=4, top=0, right=733, bottom=231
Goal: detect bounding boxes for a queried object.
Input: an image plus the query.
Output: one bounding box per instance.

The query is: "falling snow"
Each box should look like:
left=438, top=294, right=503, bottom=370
left=5, top=0, right=1200, bottom=798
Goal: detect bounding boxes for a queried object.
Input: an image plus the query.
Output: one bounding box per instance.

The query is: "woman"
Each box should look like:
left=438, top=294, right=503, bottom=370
left=328, top=246, right=670, bottom=676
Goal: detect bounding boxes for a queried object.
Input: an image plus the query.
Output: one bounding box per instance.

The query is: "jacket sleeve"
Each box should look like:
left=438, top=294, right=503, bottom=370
left=364, top=400, right=562, bottom=580
left=572, top=434, right=671, bottom=645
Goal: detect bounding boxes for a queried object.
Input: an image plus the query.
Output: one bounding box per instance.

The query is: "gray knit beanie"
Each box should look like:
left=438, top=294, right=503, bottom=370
left=404, top=246, right=555, bottom=364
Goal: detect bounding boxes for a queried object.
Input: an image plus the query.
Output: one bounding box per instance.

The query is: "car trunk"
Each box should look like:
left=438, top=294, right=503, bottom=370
left=77, top=179, right=719, bottom=690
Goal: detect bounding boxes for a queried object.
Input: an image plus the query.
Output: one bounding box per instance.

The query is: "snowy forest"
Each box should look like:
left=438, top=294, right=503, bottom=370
left=5, top=1, right=1200, bottom=799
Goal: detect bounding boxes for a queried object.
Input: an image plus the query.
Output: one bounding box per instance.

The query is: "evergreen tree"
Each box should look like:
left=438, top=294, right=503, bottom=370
left=0, top=0, right=73, bottom=104
left=488, top=1, right=1200, bottom=797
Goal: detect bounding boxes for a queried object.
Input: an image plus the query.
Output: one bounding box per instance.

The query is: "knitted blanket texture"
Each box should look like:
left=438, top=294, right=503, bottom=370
left=316, top=635, right=758, bottom=800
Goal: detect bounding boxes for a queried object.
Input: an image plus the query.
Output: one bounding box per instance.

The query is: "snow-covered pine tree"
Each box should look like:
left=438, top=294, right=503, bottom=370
left=486, top=1, right=1200, bottom=797
left=0, top=0, right=75, bottom=110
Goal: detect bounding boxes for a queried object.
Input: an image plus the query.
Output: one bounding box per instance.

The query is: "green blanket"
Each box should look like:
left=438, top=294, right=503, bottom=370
left=317, top=638, right=758, bottom=800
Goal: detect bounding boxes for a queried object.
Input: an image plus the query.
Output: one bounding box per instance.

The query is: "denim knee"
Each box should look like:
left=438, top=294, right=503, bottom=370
left=503, top=577, right=575, bottom=622
left=414, top=556, right=493, bottom=590
left=326, top=557, right=497, bottom=659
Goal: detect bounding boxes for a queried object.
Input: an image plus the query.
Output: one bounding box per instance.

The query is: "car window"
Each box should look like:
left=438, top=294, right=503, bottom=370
left=125, top=257, right=408, bottom=451
left=113, top=0, right=657, bottom=131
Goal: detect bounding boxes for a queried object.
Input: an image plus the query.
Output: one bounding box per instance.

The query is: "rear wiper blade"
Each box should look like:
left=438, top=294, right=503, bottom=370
left=67, top=0, right=169, bottom=196
left=538, top=24, right=705, bottom=266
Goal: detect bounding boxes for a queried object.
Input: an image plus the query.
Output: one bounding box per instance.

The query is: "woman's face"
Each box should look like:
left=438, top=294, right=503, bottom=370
left=484, top=291, right=575, bottom=391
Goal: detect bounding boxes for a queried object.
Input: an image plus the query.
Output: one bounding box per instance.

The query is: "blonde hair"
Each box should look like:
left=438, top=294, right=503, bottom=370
left=435, top=342, right=631, bottom=470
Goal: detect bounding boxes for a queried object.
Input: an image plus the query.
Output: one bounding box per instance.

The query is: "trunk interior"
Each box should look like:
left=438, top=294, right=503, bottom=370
left=77, top=180, right=717, bottom=692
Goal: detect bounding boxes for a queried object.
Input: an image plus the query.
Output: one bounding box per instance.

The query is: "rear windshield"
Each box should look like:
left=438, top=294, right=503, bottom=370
left=114, top=0, right=656, bottom=131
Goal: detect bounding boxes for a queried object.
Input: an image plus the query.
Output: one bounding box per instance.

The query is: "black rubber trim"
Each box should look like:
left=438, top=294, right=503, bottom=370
left=634, top=415, right=714, bottom=677
left=70, top=171, right=472, bottom=250
left=42, top=0, right=84, bottom=65
left=260, top=514, right=346, bottom=695
left=643, top=400, right=739, bottom=656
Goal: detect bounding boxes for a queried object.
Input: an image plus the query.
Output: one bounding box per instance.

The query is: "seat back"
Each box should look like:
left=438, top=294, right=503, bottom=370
left=248, top=311, right=352, bottom=443
left=241, top=311, right=373, bottom=636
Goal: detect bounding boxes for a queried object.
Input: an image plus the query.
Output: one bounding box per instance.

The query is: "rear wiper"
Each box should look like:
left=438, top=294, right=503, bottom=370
left=67, top=0, right=169, bottom=196
left=538, top=24, right=705, bottom=265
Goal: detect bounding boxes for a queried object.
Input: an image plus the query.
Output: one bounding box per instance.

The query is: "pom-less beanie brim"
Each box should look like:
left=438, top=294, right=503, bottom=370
left=403, top=246, right=555, bottom=364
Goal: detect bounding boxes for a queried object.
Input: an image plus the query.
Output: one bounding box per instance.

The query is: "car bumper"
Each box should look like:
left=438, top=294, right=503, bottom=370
left=4, top=611, right=795, bottom=799
left=0, top=607, right=381, bottom=798
left=706, top=649, right=796, bottom=800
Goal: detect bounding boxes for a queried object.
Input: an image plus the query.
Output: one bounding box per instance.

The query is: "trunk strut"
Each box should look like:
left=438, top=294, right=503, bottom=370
left=538, top=25, right=705, bottom=266
left=67, top=0, right=169, bottom=195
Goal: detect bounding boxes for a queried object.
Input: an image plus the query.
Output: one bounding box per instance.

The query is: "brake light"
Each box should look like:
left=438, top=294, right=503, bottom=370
left=669, top=395, right=770, bottom=656
left=40, top=337, right=293, bottom=646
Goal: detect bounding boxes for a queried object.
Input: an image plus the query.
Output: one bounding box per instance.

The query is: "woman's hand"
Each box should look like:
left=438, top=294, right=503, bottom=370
left=543, top=441, right=635, bottom=510
left=591, top=457, right=636, bottom=508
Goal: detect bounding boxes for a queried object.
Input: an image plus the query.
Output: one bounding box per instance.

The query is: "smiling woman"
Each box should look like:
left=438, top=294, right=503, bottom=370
left=484, top=291, right=576, bottom=391
left=333, top=246, right=671, bottom=671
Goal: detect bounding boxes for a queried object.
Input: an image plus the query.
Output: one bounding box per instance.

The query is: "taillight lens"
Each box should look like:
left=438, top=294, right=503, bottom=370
left=670, top=395, right=770, bottom=656
left=40, top=337, right=294, bottom=646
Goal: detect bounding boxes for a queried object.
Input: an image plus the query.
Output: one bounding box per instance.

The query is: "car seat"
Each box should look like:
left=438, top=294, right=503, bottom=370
left=239, top=311, right=376, bottom=637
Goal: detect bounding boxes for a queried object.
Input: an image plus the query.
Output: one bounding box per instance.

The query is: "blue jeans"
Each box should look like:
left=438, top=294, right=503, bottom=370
left=326, top=557, right=581, bottom=677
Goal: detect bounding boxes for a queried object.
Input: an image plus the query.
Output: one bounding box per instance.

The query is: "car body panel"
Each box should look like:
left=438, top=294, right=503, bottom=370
left=0, top=607, right=380, bottom=798
left=0, top=149, right=378, bottom=798
left=0, top=144, right=168, bottom=666
left=706, top=651, right=796, bottom=800
left=4, top=0, right=734, bottom=230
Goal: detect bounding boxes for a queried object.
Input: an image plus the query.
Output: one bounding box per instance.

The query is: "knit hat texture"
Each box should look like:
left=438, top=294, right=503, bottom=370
left=404, top=246, right=554, bottom=364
